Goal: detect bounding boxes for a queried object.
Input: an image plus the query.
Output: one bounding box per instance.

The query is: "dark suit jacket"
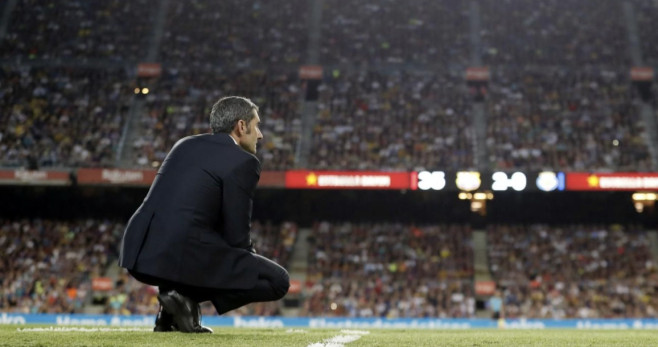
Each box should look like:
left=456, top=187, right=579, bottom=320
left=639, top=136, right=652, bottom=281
left=119, top=133, right=261, bottom=289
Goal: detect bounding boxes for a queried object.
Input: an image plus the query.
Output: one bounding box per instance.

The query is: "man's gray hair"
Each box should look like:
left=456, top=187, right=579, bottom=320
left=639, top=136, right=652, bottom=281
left=209, top=96, right=259, bottom=134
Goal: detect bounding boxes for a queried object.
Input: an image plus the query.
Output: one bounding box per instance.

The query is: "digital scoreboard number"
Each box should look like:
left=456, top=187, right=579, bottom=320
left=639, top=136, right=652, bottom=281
left=413, top=171, right=565, bottom=192
left=416, top=171, right=446, bottom=190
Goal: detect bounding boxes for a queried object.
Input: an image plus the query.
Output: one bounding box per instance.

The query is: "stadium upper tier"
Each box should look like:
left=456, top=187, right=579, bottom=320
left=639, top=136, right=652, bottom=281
left=486, top=68, right=651, bottom=171
left=1, top=0, right=155, bottom=62
left=131, top=69, right=302, bottom=171
left=0, top=68, right=131, bottom=168
left=320, top=0, right=469, bottom=67
left=479, top=0, right=629, bottom=67
left=1, top=66, right=653, bottom=171
left=2, top=0, right=654, bottom=66
left=1, top=0, right=657, bottom=171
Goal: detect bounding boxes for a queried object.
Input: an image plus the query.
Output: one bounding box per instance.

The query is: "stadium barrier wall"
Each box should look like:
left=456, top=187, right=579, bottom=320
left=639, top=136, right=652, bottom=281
left=1, top=314, right=658, bottom=329
left=4, top=169, right=658, bottom=191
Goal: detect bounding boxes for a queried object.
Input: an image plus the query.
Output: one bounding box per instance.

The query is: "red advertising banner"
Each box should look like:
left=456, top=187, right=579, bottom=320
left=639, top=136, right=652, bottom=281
left=92, top=277, right=114, bottom=291
left=475, top=281, right=496, bottom=296
left=75, top=169, right=287, bottom=187
left=285, top=171, right=411, bottom=189
left=258, top=171, right=286, bottom=188
left=630, top=67, right=654, bottom=81
left=0, top=170, right=70, bottom=185
left=137, top=63, right=162, bottom=78
left=77, top=168, right=157, bottom=186
left=288, top=279, right=302, bottom=294
left=299, top=65, right=323, bottom=80
left=566, top=172, right=658, bottom=191
left=465, top=67, right=490, bottom=81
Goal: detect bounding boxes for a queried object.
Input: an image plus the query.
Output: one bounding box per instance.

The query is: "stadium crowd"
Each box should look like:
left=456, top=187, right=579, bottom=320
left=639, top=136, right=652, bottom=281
left=320, top=0, right=469, bottom=67
left=0, top=67, right=131, bottom=168
left=486, top=68, right=651, bottom=171
left=309, top=70, right=474, bottom=171
left=132, top=69, right=302, bottom=171
left=160, top=0, right=308, bottom=67
left=1, top=0, right=154, bottom=61
left=2, top=0, right=658, bottom=322
left=0, top=0, right=656, bottom=172
left=633, top=0, right=658, bottom=67
left=479, top=0, right=630, bottom=67
left=0, top=219, right=124, bottom=314
left=301, top=222, right=475, bottom=318
left=488, top=224, right=657, bottom=318
left=1, top=216, right=656, bottom=320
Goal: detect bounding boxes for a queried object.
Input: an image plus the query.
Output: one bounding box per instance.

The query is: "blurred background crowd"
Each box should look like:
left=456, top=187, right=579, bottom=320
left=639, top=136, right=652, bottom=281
left=1, top=0, right=657, bottom=320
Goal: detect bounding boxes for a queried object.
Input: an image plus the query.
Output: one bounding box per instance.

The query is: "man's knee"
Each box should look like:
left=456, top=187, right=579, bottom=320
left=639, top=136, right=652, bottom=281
left=273, top=269, right=290, bottom=299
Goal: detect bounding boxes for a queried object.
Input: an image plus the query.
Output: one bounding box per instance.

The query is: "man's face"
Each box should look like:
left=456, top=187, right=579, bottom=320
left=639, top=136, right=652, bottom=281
left=239, top=110, right=263, bottom=154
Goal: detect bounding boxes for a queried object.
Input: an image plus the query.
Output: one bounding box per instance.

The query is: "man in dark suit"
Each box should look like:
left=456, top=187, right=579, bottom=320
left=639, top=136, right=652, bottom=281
left=119, top=96, right=289, bottom=333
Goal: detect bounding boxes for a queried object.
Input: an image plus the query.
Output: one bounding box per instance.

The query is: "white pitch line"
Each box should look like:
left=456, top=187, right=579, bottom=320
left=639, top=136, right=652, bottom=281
left=17, top=327, right=153, bottom=332
left=307, top=329, right=370, bottom=347
left=286, top=329, right=308, bottom=333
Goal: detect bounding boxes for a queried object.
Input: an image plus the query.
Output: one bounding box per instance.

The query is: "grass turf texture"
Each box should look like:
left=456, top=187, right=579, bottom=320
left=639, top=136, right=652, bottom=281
left=1, top=325, right=657, bottom=346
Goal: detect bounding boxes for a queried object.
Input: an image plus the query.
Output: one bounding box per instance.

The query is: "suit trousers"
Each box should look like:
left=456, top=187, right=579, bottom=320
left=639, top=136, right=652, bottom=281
left=130, top=254, right=290, bottom=315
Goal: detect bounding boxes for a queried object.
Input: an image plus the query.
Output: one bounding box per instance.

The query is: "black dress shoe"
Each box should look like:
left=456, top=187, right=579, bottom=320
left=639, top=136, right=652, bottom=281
left=157, top=290, right=197, bottom=333
left=157, top=290, right=213, bottom=333
left=192, top=303, right=213, bottom=333
left=154, top=305, right=212, bottom=333
left=153, top=305, right=175, bottom=332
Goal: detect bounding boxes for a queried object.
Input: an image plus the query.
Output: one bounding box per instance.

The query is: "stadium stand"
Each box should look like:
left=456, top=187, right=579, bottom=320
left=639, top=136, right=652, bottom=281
left=2, top=0, right=658, bottom=325
left=0, top=219, right=124, bottom=314
left=319, top=0, right=469, bottom=66
left=160, top=0, right=308, bottom=67
left=0, top=67, right=131, bottom=168
left=301, top=222, right=475, bottom=318
left=308, top=70, right=474, bottom=171
left=486, top=68, right=652, bottom=171
left=131, top=69, right=302, bottom=171
left=3, top=218, right=656, bottom=319
left=0, top=217, right=296, bottom=315
left=479, top=0, right=630, bottom=67
left=1, top=0, right=656, bottom=171
left=1, top=0, right=155, bottom=61
left=632, top=0, right=658, bottom=67
left=487, top=224, right=657, bottom=318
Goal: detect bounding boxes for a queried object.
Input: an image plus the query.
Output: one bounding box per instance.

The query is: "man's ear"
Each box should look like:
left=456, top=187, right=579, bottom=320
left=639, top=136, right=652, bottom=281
left=236, top=120, right=246, bottom=136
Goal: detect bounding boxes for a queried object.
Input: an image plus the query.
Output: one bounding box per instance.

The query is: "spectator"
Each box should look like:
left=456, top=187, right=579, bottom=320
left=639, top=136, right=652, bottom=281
left=309, top=70, right=473, bottom=171
left=0, top=67, right=131, bottom=168
left=486, top=68, right=651, bottom=171
left=479, top=0, right=630, bottom=67
left=320, top=0, right=469, bottom=66
left=0, top=219, right=124, bottom=313
left=302, top=222, right=475, bottom=318
left=1, top=0, right=155, bottom=61
left=487, top=224, right=657, bottom=318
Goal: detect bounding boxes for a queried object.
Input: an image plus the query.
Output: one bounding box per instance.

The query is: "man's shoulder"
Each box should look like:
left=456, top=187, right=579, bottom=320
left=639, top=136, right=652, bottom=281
left=183, top=133, right=261, bottom=166
left=174, top=133, right=232, bottom=151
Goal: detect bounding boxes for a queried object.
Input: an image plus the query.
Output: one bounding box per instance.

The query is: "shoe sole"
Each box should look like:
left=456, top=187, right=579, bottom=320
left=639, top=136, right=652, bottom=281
left=157, top=294, right=195, bottom=333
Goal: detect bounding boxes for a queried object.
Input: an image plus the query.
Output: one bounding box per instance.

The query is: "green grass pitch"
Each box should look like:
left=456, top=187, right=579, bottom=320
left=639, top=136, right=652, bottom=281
left=1, top=325, right=657, bottom=346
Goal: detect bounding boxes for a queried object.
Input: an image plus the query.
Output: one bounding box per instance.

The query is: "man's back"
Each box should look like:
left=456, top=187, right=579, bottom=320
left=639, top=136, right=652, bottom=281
left=119, top=132, right=261, bottom=289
